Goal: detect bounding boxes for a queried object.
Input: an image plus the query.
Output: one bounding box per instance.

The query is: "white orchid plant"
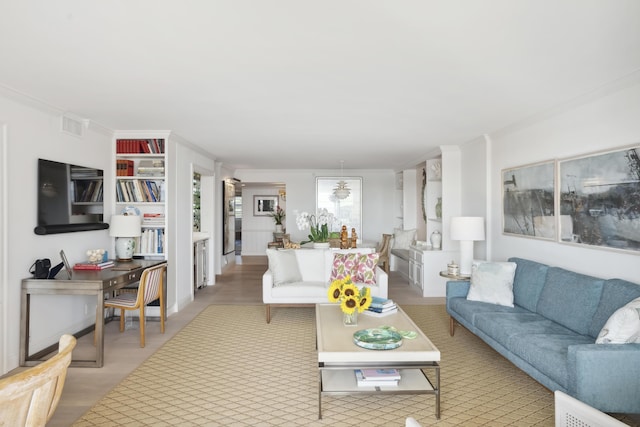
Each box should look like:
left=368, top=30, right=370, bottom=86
left=295, top=208, right=335, bottom=244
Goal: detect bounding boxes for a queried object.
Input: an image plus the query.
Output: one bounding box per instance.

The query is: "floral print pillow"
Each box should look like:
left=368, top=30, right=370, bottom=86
left=330, top=253, right=358, bottom=281
left=353, top=253, right=379, bottom=285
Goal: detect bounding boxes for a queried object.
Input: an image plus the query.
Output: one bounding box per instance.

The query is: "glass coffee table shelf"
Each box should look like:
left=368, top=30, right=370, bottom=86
left=316, top=304, right=441, bottom=420
left=321, top=366, right=436, bottom=392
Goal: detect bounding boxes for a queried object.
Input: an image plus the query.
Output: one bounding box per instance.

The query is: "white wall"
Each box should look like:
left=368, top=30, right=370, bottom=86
left=482, top=76, right=640, bottom=282
left=170, top=140, right=216, bottom=312
left=460, top=135, right=489, bottom=262
left=0, top=89, right=113, bottom=373
left=240, top=185, right=283, bottom=256
left=234, top=169, right=396, bottom=248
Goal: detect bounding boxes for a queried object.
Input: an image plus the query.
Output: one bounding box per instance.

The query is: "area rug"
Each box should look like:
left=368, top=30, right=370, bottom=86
left=73, top=305, right=563, bottom=426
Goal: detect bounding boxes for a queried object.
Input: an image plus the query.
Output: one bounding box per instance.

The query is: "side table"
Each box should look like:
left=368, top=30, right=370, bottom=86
left=439, top=271, right=470, bottom=280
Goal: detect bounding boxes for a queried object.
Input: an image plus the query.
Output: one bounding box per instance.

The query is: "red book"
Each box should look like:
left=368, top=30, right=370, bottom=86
left=73, top=261, right=114, bottom=270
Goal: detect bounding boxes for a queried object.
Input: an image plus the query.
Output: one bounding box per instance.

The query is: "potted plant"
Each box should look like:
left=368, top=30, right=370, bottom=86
left=327, top=275, right=372, bottom=325
left=295, top=208, right=335, bottom=248
left=269, top=206, right=286, bottom=232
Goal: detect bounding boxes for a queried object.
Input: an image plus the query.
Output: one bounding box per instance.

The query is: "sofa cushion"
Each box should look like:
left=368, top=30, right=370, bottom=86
left=392, top=228, right=416, bottom=250
left=330, top=253, right=359, bottom=282
left=475, top=312, right=578, bottom=351
left=270, top=281, right=328, bottom=298
left=508, top=332, right=594, bottom=390
left=508, top=257, right=549, bottom=312
left=266, top=249, right=302, bottom=286
left=466, top=261, right=517, bottom=307
left=295, top=249, right=327, bottom=282
left=596, top=297, right=640, bottom=344
left=536, top=267, right=604, bottom=336
left=448, top=298, right=527, bottom=329
left=353, top=253, right=379, bottom=285
left=589, top=279, right=640, bottom=338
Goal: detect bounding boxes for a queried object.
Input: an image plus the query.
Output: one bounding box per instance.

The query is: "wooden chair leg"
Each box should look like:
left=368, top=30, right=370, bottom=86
left=139, top=306, right=145, bottom=348
left=119, top=309, right=125, bottom=332
left=160, top=288, right=165, bottom=334
left=449, top=316, right=455, bottom=336
left=266, top=305, right=271, bottom=324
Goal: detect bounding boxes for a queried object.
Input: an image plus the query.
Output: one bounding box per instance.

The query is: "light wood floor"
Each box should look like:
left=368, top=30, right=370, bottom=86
left=43, top=256, right=439, bottom=426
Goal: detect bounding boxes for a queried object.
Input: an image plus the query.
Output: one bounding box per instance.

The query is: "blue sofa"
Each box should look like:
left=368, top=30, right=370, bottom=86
left=446, top=257, right=640, bottom=414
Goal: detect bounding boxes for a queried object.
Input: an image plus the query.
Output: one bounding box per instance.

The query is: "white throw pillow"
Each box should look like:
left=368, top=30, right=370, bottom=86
left=596, top=297, right=640, bottom=344
left=266, top=249, right=302, bottom=287
left=466, top=261, right=517, bottom=307
left=393, top=228, right=416, bottom=250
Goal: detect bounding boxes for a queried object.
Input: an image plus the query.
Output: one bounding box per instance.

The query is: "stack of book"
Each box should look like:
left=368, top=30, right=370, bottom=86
left=73, top=260, right=115, bottom=270
left=142, top=213, right=165, bottom=227
left=364, top=296, right=398, bottom=317
left=137, top=159, right=165, bottom=177
left=354, top=369, right=401, bottom=387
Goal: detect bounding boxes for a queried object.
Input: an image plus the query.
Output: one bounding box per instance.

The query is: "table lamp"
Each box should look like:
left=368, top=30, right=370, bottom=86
left=109, top=214, right=142, bottom=260
left=450, top=217, right=485, bottom=276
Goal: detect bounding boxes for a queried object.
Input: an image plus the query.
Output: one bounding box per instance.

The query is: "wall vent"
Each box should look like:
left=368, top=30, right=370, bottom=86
left=61, top=114, right=84, bottom=137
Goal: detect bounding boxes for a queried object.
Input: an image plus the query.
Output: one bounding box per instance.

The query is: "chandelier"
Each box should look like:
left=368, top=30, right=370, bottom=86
left=333, top=160, right=351, bottom=200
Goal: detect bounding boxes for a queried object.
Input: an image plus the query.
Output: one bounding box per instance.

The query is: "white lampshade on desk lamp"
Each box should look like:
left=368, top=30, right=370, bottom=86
left=109, top=215, right=142, bottom=260
left=450, top=217, right=485, bottom=276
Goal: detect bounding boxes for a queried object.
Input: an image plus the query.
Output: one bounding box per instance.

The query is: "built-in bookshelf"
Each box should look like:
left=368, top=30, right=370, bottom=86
left=115, top=136, right=167, bottom=260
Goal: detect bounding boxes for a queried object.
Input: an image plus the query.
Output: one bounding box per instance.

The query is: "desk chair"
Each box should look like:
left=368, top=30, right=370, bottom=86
left=0, top=334, right=76, bottom=427
left=104, top=263, right=167, bottom=347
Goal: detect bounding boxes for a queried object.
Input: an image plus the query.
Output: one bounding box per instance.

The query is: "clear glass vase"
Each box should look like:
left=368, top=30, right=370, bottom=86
left=343, top=310, right=358, bottom=326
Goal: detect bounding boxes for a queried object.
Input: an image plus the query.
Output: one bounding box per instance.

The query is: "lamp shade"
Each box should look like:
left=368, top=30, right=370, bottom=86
left=109, top=215, right=142, bottom=237
left=450, top=217, right=485, bottom=241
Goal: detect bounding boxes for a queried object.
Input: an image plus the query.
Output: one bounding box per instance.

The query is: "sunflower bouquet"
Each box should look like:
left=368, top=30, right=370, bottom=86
left=327, top=275, right=372, bottom=325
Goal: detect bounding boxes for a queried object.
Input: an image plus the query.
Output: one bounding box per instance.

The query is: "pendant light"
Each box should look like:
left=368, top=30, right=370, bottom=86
left=333, top=160, right=351, bottom=200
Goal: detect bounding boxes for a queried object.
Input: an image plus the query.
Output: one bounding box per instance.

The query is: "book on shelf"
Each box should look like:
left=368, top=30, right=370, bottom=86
left=137, top=159, right=165, bottom=176
left=361, top=369, right=401, bottom=380
left=116, top=159, right=134, bottom=176
left=354, top=370, right=399, bottom=387
left=116, top=139, right=165, bottom=154
left=142, top=213, right=165, bottom=226
left=73, top=260, right=115, bottom=270
left=115, top=179, right=162, bottom=203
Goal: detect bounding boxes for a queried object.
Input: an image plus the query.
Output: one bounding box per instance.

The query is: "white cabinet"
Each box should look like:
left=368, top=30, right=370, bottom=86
left=194, top=239, right=207, bottom=290
left=114, top=134, right=168, bottom=260
left=409, top=247, right=424, bottom=290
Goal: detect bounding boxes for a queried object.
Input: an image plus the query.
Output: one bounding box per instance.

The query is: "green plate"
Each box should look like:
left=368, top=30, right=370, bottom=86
left=353, top=328, right=403, bottom=350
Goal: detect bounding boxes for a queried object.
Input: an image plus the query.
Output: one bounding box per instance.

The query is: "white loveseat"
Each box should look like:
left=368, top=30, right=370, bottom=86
left=263, top=247, right=388, bottom=323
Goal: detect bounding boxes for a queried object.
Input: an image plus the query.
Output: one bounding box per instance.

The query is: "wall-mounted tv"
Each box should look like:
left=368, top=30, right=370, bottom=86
left=34, top=158, right=109, bottom=235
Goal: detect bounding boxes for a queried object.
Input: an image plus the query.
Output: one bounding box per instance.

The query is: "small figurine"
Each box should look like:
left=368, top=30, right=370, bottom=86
left=340, top=225, right=348, bottom=249
left=351, top=228, right=357, bottom=248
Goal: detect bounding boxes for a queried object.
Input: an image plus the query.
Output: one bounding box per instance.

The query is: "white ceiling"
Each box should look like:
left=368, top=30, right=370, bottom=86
left=1, top=1, right=640, bottom=170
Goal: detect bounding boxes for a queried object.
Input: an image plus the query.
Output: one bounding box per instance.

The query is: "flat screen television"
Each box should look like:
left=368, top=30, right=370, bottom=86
left=34, top=158, right=109, bottom=235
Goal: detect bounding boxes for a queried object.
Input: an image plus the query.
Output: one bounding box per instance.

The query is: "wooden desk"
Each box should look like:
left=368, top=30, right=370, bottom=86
left=20, top=260, right=165, bottom=368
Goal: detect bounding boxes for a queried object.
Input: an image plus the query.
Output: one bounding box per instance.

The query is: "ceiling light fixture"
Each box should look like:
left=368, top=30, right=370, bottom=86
left=333, top=160, right=351, bottom=200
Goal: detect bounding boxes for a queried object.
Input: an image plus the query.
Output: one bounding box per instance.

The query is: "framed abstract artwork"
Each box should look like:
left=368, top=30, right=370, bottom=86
left=253, top=195, right=278, bottom=216
left=502, top=160, right=556, bottom=240
left=558, top=145, right=640, bottom=252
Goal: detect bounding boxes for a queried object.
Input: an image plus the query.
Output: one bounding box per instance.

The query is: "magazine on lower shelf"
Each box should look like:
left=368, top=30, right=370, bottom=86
left=354, top=369, right=399, bottom=387
left=361, top=368, right=401, bottom=380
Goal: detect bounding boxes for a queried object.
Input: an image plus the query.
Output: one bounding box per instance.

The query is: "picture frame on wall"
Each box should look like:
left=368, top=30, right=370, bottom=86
left=502, top=160, right=556, bottom=240
left=558, top=145, right=640, bottom=253
left=253, top=195, right=278, bottom=216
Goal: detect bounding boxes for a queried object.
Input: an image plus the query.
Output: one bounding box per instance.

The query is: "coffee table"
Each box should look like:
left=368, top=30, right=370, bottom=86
left=316, top=304, right=440, bottom=420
